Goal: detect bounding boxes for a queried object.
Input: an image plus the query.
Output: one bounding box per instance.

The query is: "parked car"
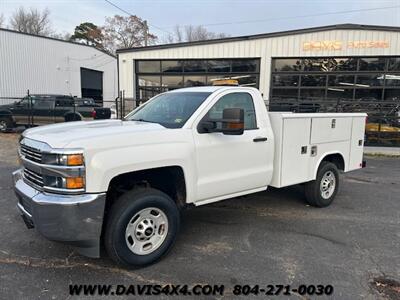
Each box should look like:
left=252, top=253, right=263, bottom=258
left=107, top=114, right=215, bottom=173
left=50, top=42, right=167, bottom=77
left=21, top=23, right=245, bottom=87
left=13, top=86, right=366, bottom=268
left=0, top=94, right=111, bottom=132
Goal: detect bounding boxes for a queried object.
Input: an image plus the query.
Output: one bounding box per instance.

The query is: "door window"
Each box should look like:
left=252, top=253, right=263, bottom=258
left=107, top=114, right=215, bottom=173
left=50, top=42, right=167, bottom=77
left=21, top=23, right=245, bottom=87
left=206, top=92, right=257, bottom=129
left=33, top=98, right=53, bottom=109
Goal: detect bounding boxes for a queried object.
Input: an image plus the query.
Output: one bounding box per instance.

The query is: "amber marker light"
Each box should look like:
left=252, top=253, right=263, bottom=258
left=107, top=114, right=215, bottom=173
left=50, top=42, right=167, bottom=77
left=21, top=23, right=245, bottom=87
left=67, top=154, right=84, bottom=166
left=66, top=177, right=85, bottom=189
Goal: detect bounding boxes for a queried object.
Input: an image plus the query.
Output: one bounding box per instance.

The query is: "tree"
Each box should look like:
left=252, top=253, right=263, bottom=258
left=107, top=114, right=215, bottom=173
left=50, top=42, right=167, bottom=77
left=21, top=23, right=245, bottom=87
left=165, top=25, right=229, bottom=43
left=10, top=7, right=53, bottom=36
left=70, top=22, right=104, bottom=49
left=102, top=15, right=157, bottom=54
left=0, top=14, right=4, bottom=28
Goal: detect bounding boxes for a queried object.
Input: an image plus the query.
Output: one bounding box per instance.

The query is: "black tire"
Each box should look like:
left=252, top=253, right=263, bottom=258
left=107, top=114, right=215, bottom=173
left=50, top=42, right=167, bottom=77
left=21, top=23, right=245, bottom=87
left=64, top=114, right=81, bottom=122
left=0, top=117, right=13, bottom=132
left=305, top=162, right=339, bottom=208
left=104, top=187, right=180, bottom=268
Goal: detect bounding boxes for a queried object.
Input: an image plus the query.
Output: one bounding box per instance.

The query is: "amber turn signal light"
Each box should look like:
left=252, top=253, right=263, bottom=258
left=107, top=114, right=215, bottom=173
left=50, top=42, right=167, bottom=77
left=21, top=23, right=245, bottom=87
left=66, top=177, right=85, bottom=189
left=67, top=154, right=84, bottom=166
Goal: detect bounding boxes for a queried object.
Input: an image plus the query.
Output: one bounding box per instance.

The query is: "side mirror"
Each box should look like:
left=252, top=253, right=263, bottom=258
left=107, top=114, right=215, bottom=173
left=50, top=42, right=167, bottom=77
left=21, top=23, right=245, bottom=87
left=198, top=108, right=245, bottom=135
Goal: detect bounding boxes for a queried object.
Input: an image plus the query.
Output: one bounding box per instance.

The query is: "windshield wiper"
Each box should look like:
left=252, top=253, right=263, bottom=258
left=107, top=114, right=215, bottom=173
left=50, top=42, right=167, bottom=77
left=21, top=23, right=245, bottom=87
left=130, top=118, right=158, bottom=124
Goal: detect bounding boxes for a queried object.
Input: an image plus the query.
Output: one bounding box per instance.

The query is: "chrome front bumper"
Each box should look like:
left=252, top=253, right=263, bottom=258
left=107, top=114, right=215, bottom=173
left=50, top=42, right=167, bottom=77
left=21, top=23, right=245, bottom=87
left=13, top=168, right=106, bottom=258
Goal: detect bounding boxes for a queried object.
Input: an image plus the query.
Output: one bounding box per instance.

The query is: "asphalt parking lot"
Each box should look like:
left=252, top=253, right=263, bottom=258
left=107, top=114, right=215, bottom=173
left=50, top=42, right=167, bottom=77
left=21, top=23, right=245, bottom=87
left=0, top=133, right=399, bottom=299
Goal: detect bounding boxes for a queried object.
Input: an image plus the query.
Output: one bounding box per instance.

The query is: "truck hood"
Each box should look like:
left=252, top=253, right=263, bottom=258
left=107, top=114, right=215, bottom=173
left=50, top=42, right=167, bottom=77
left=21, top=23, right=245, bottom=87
left=24, top=120, right=167, bottom=148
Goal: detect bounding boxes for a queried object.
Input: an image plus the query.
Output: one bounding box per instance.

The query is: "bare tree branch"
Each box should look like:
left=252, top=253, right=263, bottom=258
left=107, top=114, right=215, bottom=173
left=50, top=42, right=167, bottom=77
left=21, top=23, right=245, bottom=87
left=10, top=7, right=53, bottom=36
left=165, top=25, right=229, bottom=43
left=0, top=14, right=4, bottom=28
left=102, top=15, right=157, bottom=54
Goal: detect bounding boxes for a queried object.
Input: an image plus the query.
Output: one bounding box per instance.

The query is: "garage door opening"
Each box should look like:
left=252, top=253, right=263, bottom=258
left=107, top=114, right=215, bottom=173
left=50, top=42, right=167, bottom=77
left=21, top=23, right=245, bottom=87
left=80, top=68, right=103, bottom=105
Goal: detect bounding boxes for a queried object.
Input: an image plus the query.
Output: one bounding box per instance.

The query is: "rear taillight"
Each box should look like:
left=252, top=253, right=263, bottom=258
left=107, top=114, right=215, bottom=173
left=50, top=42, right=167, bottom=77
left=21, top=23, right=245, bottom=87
left=91, top=110, right=96, bottom=119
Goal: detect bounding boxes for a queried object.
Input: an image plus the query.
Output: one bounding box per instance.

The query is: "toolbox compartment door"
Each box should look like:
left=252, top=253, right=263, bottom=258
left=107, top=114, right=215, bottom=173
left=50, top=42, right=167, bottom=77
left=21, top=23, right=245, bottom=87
left=310, top=117, right=352, bottom=144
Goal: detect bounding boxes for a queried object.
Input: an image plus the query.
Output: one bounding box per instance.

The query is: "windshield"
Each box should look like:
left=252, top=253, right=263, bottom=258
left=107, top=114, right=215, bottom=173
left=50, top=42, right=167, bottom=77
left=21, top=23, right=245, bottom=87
left=126, top=92, right=211, bottom=128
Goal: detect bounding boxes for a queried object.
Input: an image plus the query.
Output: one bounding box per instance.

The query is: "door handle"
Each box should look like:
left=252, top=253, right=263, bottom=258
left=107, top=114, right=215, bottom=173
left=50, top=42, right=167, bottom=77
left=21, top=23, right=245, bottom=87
left=253, top=137, right=268, bottom=142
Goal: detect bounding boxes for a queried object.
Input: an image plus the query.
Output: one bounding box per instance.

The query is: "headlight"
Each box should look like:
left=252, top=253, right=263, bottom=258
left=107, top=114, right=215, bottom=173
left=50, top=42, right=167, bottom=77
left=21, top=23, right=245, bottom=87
left=42, top=153, right=84, bottom=166
left=44, top=175, right=85, bottom=190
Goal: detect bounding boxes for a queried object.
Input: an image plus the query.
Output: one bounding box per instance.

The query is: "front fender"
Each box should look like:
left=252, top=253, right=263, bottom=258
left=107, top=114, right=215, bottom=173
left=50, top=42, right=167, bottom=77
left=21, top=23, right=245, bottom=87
left=84, top=141, right=196, bottom=202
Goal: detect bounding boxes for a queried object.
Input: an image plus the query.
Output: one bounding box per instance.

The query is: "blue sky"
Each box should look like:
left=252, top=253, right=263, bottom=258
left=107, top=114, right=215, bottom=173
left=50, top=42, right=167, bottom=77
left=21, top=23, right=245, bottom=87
left=1, top=0, right=400, bottom=41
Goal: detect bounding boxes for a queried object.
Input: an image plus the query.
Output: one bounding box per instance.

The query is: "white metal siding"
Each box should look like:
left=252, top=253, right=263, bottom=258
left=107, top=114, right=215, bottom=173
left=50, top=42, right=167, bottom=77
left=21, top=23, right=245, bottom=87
left=0, top=30, right=117, bottom=103
left=118, top=29, right=400, bottom=100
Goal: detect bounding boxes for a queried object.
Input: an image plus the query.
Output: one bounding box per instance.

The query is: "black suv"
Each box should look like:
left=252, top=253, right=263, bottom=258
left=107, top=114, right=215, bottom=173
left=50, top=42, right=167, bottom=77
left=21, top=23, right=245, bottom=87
left=0, top=94, right=111, bottom=132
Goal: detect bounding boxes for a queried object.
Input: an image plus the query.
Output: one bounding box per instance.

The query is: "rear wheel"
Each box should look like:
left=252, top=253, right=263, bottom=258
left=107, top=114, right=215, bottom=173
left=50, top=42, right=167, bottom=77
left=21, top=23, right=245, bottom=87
left=0, top=117, right=13, bottom=132
left=305, top=162, right=339, bottom=207
left=64, top=114, right=81, bottom=122
left=104, top=188, right=180, bottom=268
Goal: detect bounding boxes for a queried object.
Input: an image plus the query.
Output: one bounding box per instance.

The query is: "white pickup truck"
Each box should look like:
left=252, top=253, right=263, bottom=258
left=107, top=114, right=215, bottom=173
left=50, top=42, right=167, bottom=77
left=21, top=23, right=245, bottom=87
left=13, top=86, right=366, bottom=268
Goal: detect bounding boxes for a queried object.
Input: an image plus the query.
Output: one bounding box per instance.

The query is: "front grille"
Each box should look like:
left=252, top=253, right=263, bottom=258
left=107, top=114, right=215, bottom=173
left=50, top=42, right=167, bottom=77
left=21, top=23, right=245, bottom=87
left=23, top=168, right=44, bottom=188
left=20, top=144, right=42, bottom=163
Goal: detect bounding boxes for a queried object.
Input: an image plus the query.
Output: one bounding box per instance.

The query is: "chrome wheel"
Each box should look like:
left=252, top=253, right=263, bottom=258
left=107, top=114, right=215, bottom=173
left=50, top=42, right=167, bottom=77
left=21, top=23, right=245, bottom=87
left=125, top=207, right=168, bottom=255
left=0, top=120, right=7, bottom=132
left=320, top=171, right=336, bottom=199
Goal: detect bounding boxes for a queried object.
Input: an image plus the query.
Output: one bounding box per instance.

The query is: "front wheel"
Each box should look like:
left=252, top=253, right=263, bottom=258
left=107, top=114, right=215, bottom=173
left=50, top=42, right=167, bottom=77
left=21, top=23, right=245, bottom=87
left=0, top=117, right=13, bottom=132
left=104, top=188, right=180, bottom=268
left=305, top=162, right=339, bottom=207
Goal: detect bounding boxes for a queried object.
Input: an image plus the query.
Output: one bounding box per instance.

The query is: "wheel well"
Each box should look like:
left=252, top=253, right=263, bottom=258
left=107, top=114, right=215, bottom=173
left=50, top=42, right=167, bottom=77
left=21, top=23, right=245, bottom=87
left=106, top=166, right=187, bottom=210
left=321, top=153, right=345, bottom=171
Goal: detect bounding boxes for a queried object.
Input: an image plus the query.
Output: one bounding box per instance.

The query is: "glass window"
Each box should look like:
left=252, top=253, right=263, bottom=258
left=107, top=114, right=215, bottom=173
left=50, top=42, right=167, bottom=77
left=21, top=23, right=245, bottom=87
left=300, top=89, right=325, bottom=100
left=301, top=75, right=327, bottom=86
left=138, top=87, right=161, bottom=100
left=356, top=74, right=385, bottom=87
left=206, top=93, right=257, bottom=129
left=183, top=60, right=207, bottom=72
left=137, top=60, right=160, bottom=73
left=273, top=59, right=302, bottom=71
left=303, top=58, right=337, bottom=72
left=208, top=60, right=231, bottom=72
left=384, top=89, right=400, bottom=101
left=328, top=75, right=355, bottom=86
left=358, top=58, right=386, bottom=71
left=231, top=75, right=258, bottom=87
left=388, top=58, right=400, bottom=71
left=138, top=76, right=161, bottom=86
left=162, top=61, right=183, bottom=73
left=272, top=75, right=299, bottom=87
left=207, top=75, right=231, bottom=84
left=126, top=92, right=211, bottom=128
left=330, top=58, right=358, bottom=71
left=184, top=76, right=206, bottom=87
left=355, top=89, right=383, bottom=101
left=327, top=88, right=354, bottom=100
left=384, top=74, right=400, bottom=86
left=271, top=89, right=298, bottom=99
left=231, top=59, right=259, bottom=72
left=161, top=76, right=183, bottom=87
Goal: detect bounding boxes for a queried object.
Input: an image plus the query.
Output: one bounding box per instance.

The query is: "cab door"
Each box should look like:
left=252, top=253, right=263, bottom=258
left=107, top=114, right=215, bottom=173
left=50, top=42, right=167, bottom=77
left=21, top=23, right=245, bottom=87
left=11, top=97, right=31, bottom=125
left=32, top=96, right=55, bottom=125
left=193, top=91, right=272, bottom=202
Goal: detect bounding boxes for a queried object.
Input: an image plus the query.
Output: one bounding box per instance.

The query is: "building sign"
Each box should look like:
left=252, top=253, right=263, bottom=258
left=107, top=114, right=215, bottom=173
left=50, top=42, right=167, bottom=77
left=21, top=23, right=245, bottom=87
left=303, top=40, right=390, bottom=51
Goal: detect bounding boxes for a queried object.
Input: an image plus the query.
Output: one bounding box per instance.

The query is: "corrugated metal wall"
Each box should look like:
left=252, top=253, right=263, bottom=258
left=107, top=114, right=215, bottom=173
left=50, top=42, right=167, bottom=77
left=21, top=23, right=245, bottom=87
left=118, top=29, right=400, bottom=99
left=0, top=29, right=117, bottom=103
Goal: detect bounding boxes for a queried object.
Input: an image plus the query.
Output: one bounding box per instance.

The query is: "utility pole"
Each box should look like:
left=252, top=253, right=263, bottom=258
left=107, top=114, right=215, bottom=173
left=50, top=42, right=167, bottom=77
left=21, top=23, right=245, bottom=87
left=143, top=20, right=148, bottom=46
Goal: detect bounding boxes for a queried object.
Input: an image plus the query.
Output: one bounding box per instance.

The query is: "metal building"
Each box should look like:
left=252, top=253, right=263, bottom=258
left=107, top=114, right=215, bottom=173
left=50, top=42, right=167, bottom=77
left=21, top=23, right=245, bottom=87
left=0, top=28, right=117, bottom=105
left=117, top=24, right=400, bottom=106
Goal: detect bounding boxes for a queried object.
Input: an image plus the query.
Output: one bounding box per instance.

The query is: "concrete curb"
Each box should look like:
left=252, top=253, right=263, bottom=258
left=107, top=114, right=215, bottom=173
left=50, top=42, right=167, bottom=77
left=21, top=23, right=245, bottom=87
left=364, top=146, right=400, bottom=157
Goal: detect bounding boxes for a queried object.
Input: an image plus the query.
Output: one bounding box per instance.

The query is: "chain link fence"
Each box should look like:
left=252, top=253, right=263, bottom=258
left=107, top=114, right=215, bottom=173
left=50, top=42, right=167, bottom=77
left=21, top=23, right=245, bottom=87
left=1, top=91, right=399, bottom=147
